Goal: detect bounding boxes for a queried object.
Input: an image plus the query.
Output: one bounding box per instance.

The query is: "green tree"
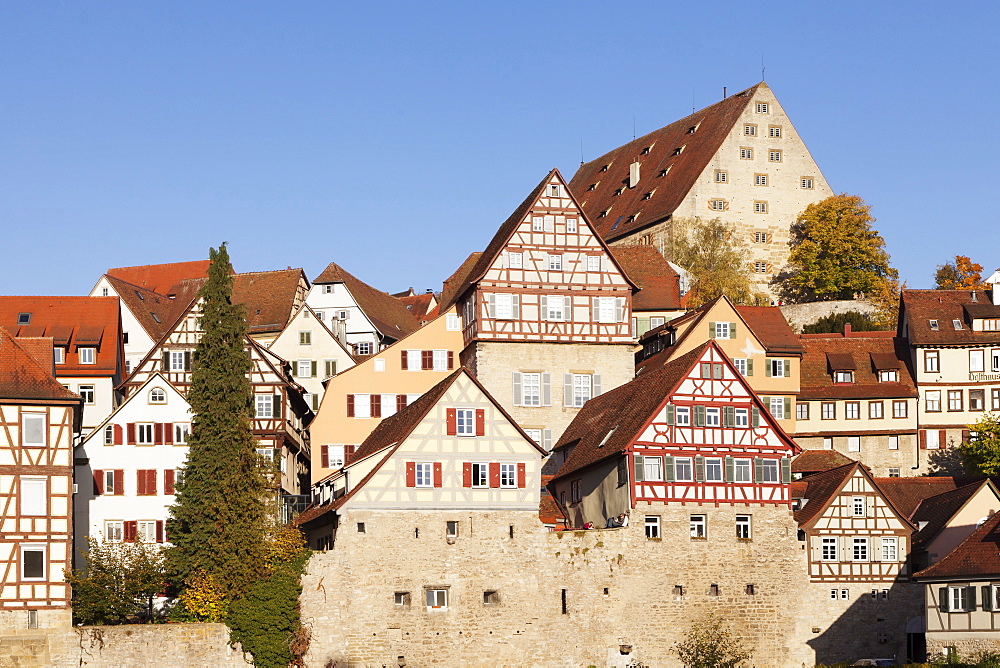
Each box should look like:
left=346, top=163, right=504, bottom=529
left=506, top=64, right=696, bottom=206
left=665, top=218, right=767, bottom=308
left=801, top=310, right=879, bottom=334
left=866, top=275, right=905, bottom=330
left=777, top=194, right=898, bottom=302
left=957, top=413, right=1000, bottom=475
left=672, top=618, right=753, bottom=668
left=166, top=243, right=267, bottom=601
left=65, top=537, right=165, bottom=625
left=935, top=255, right=988, bottom=290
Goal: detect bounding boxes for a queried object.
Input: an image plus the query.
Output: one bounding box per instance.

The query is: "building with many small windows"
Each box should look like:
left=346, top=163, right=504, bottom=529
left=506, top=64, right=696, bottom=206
left=569, top=82, right=834, bottom=300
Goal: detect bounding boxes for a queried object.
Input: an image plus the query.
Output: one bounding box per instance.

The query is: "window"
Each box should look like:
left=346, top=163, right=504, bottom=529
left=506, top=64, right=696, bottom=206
left=736, top=515, right=751, bottom=540
left=53, top=347, right=64, bottom=364
left=878, top=369, right=899, bottom=382
left=768, top=150, right=782, bottom=162
left=532, top=216, right=544, bottom=232
left=21, top=414, right=45, bottom=447
left=926, top=429, right=941, bottom=450
left=17, top=312, right=30, bottom=325
left=550, top=184, right=561, bottom=197
left=768, top=126, right=781, bottom=138
left=714, top=322, right=730, bottom=339
left=455, top=409, right=475, bottom=436
left=104, top=520, right=123, bottom=543
left=769, top=397, right=785, bottom=420
left=21, top=546, right=45, bottom=581
left=821, top=403, right=835, bottom=420
left=969, top=349, right=985, bottom=373
left=75, top=384, right=95, bottom=405
left=754, top=261, right=767, bottom=273
left=888, top=467, right=900, bottom=477
left=823, top=437, right=833, bottom=450
left=848, top=436, right=861, bottom=452
left=394, top=592, right=411, bottom=607
left=136, top=423, right=154, bottom=445
left=470, top=462, right=488, bottom=487
left=821, top=537, right=838, bottom=561
left=425, top=588, right=448, bottom=609
left=841, top=589, right=849, bottom=599
left=715, top=170, right=728, bottom=183
left=801, top=177, right=814, bottom=189
left=888, top=435, right=899, bottom=450
left=753, top=201, right=768, bottom=213
left=740, top=147, right=753, bottom=160
left=882, top=537, right=898, bottom=561
left=174, top=423, right=190, bottom=445
left=79, top=347, right=95, bottom=364
left=845, top=402, right=860, bottom=419
left=710, top=199, right=726, bottom=211
left=970, top=389, right=985, bottom=411
left=675, top=457, right=693, bottom=481
left=645, top=516, right=661, bottom=540
left=415, top=462, right=433, bottom=487
left=853, top=497, right=865, bottom=516
left=953, top=319, right=963, bottom=330
left=136, top=521, right=157, bottom=543
left=570, top=479, right=582, bottom=503
left=566, top=218, right=577, bottom=233
left=869, top=402, right=884, bottom=419
left=548, top=254, right=562, bottom=271
left=893, top=400, right=908, bottom=418
left=744, top=124, right=757, bottom=136
left=432, top=350, right=449, bottom=371
left=994, top=389, right=1000, bottom=411
left=103, top=425, right=115, bottom=445
left=676, top=406, right=690, bottom=426
left=760, top=460, right=779, bottom=483
left=754, top=174, right=767, bottom=186
left=924, top=350, right=939, bottom=373
left=500, top=463, right=516, bottom=488
left=756, top=102, right=768, bottom=113
left=690, top=515, right=707, bottom=539
left=948, top=390, right=963, bottom=411
left=446, top=521, right=459, bottom=538
left=733, top=358, right=748, bottom=376
left=255, top=394, right=274, bottom=418
left=483, top=590, right=500, bottom=606
left=643, top=456, right=663, bottom=481
left=596, top=297, right=618, bottom=324
left=754, top=232, right=768, bottom=243
left=733, top=458, right=752, bottom=483
left=20, top=478, right=45, bottom=516
left=834, top=370, right=854, bottom=383
left=993, top=349, right=1000, bottom=372
left=852, top=537, right=869, bottom=561
left=734, top=408, right=749, bottom=427
left=494, top=293, right=515, bottom=320
left=298, top=331, right=311, bottom=346
left=769, top=359, right=787, bottom=377
left=571, top=374, right=593, bottom=407
left=705, top=458, right=723, bottom=482
left=948, top=586, right=969, bottom=612
left=796, top=402, right=809, bottom=420
left=830, top=589, right=838, bottom=600
left=355, top=342, right=372, bottom=356
left=521, top=373, right=541, bottom=407
left=985, top=320, right=1000, bottom=332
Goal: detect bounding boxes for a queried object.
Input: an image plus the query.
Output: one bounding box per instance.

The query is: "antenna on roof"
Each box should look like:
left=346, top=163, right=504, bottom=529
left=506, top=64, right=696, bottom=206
left=632, top=114, right=636, bottom=140
left=761, top=53, right=766, bottom=81
left=723, top=86, right=726, bottom=99
left=692, top=86, right=696, bottom=113
left=580, top=139, right=584, bottom=166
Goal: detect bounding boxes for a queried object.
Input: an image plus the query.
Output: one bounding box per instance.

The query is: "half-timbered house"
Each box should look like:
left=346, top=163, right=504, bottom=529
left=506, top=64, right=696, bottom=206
left=0, top=328, right=83, bottom=630
left=436, top=169, right=638, bottom=445
left=549, top=340, right=798, bottom=530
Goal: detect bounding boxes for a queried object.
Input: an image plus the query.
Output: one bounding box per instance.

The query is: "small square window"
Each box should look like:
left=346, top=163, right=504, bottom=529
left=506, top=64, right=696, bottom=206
left=801, top=177, right=814, bottom=189
left=566, top=218, right=577, bottom=233
left=79, top=347, right=95, bottom=364
left=79, top=385, right=96, bottom=405
left=754, top=232, right=768, bottom=243
left=548, top=255, right=563, bottom=271
left=483, top=590, right=500, bottom=606
left=357, top=522, right=366, bottom=533
left=740, top=147, right=753, bottom=160
left=645, top=515, right=661, bottom=540
left=768, top=150, right=782, bottom=162
left=754, top=261, right=768, bottom=273
left=753, top=201, right=768, bottom=214
left=754, top=174, right=768, bottom=186
left=715, top=170, right=728, bottom=183
left=446, top=521, right=459, bottom=538
left=425, top=588, right=448, bottom=609
left=710, top=199, right=727, bottom=211
left=888, top=467, right=900, bottom=477
left=17, top=313, right=31, bottom=325
left=768, top=126, right=781, bottom=138
left=756, top=102, right=768, bottom=113
left=744, top=124, right=757, bottom=136
left=394, top=592, right=411, bottom=607
left=299, top=331, right=312, bottom=345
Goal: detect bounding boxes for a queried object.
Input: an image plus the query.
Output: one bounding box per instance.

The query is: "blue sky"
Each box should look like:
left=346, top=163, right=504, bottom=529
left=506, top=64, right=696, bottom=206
left=2, top=2, right=997, bottom=296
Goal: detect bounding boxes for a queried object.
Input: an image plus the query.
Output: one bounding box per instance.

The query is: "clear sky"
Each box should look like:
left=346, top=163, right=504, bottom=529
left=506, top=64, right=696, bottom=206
left=2, top=2, right=997, bottom=297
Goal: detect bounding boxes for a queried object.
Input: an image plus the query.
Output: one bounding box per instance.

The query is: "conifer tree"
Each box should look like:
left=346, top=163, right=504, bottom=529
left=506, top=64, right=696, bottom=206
left=166, top=243, right=267, bottom=600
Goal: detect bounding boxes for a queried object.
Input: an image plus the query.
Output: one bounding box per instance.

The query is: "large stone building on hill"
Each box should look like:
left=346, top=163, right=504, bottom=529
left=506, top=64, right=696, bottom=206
left=569, top=82, right=833, bottom=300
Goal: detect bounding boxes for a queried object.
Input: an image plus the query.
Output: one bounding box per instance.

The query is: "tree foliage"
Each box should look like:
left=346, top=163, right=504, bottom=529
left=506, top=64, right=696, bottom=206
left=664, top=218, right=767, bottom=308
left=174, top=570, right=228, bottom=623
left=935, top=255, right=988, bottom=290
left=777, top=194, right=898, bottom=302
left=866, top=275, right=905, bottom=330
left=65, top=537, right=165, bottom=625
left=672, top=618, right=753, bottom=668
left=166, top=243, right=268, bottom=600
left=801, top=311, right=879, bottom=335
left=957, top=413, right=1000, bottom=476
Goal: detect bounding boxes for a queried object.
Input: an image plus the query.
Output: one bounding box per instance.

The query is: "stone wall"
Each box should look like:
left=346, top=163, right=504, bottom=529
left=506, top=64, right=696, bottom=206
left=780, top=300, right=877, bottom=333
left=301, top=506, right=825, bottom=667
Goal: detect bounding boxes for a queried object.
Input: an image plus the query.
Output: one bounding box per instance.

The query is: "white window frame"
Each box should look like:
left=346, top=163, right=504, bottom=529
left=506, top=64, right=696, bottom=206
left=415, top=462, right=433, bottom=488
left=104, top=520, right=123, bottom=543
left=869, top=402, right=883, bottom=419
left=471, top=462, right=488, bottom=488
left=174, top=423, right=190, bottom=445
left=20, top=478, right=46, bottom=516
left=690, top=514, right=707, bottom=539
left=714, top=322, right=730, bottom=339
left=643, top=456, right=663, bottom=481
left=821, top=403, right=836, bottom=420
left=149, top=387, right=166, bottom=404
left=566, top=218, right=577, bottom=233
left=170, top=351, right=186, bottom=371
left=381, top=394, right=396, bottom=418
left=733, top=458, right=752, bottom=483
left=137, top=521, right=157, bottom=543
left=136, top=423, right=154, bottom=445
left=949, top=586, right=968, bottom=612
left=20, top=545, right=46, bottom=581
left=446, top=314, right=461, bottom=331
left=255, top=394, right=274, bottom=419
left=521, top=373, right=541, bottom=407
left=456, top=408, right=475, bottom=437
left=587, top=255, right=601, bottom=272
left=508, top=252, right=522, bottom=269
left=970, top=349, right=985, bottom=373
left=882, top=537, right=898, bottom=562
left=79, top=384, right=96, bottom=405
left=734, top=408, right=749, bottom=427
left=676, top=406, right=690, bottom=426
left=888, top=435, right=899, bottom=450
left=821, top=537, right=838, bottom=561
left=761, top=459, right=779, bottom=483
left=355, top=342, right=372, bottom=356
left=500, top=463, right=516, bottom=488
left=495, top=293, right=514, bottom=320
left=674, top=457, right=693, bottom=482
left=705, top=458, right=723, bottom=482
left=572, top=374, right=593, bottom=408
left=79, top=347, right=95, bottom=364
left=22, top=413, right=46, bottom=447
left=406, top=349, right=422, bottom=371
left=53, top=347, right=64, bottom=364
left=926, top=390, right=941, bottom=412
left=432, top=350, right=448, bottom=372
left=847, top=436, right=861, bottom=452
left=645, top=516, right=661, bottom=540
left=845, top=402, right=860, bottom=420
left=706, top=407, right=720, bottom=426
left=893, top=400, right=907, bottom=418
left=425, top=588, right=448, bottom=609
left=548, top=254, right=562, bottom=271
left=545, top=296, right=567, bottom=322
left=852, top=537, right=869, bottom=562
left=769, top=397, right=785, bottom=420
left=733, top=358, right=747, bottom=376
left=736, top=515, right=751, bottom=540
left=853, top=497, right=865, bottom=516
left=597, top=297, right=616, bottom=324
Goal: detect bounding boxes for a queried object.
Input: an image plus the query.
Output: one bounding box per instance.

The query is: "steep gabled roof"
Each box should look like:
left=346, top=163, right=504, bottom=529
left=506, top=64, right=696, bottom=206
left=913, top=511, right=1000, bottom=581
left=910, top=480, right=998, bottom=548
left=734, top=306, right=803, bottom=354
left=791, top=463, right=860, bottom=526
left=570, top=84, right=762, bottom=242
left=438, top=252, right=482, bottom=312
left=312, top=263, right=419, bottom=339
left=791, top=449, right=856, bottom=475
left=106, top=260, right=211, bottom=295
left=798, top=334, right=917, bottom=401
left=104, top=275, right=185, bottom=339
left=0, top=328, right=81, bottom=402
left=874, top=477, right=979, bottom=520
left=901, top=289, right=1000, bottom=346
left=232, top=268, right=307, bottom=335
left=399, top=292, right=436, bottom=320
left=609, top=245, right=682, bottom=311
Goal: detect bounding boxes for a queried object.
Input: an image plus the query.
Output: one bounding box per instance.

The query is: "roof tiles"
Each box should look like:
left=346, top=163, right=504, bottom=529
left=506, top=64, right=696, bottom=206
left=0, top=328, right=82, bottom=402
left=798, top=334, right=916, bottom=401
left=609, top=245, right=682, bottom=311
left=313, top=263, right=419, bottom=340
left=106, top=260, right=211, bottom=296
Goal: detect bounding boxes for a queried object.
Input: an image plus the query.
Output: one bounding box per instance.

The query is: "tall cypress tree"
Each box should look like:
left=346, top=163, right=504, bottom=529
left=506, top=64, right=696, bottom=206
left=166, top=243, right=267, bottom=599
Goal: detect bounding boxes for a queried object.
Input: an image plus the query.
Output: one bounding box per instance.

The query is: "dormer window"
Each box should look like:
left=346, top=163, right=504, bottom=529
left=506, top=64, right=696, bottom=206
left=614, top=187, right=624, bottom=196
left=672, top=146, right=684, bottom=156
left=642, top=190, right=654, bottom=200
left=17, top=313, right=30, bottom=325
left=79, top=348, right=95, bottom=365
left=929, top=320, right=939, bottom=331
left=834, top=371, right=854, bottom=384
left=600, top=163, right=610, bottom=172
left=587, top=183, right=597, bottom=191
left=641, top=145, right=652, bottom=155
left=687, top=125, right=698, bottom=134
left=135, top=290, right=145, bottom=301
left=878, top=370, right=899, bottom=383
left=953, top=319, right=963, bottom=330
left=658, top=167, right=671, bottom=177
left=53, top=348, right=64, bottom=364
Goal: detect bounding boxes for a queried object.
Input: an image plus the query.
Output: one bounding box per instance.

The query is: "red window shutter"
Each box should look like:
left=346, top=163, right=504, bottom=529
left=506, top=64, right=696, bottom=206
left=919, top=430, right=927, bottom=449
left=164, top=423, right=174, bottom=445
left=475, top=409, right=485, bottom=436
left=345, top=444, right=356, bottom=462
left=397, top=394, right=407, bottom=412
left=448, top=351, right=454, bottom=370
left=93, top=469, right=104, bottom=495
left=963, top=429, right=971, bottom=443
left=401, top=350, right=408, bottom=370
left=164, top=469, right=175, bottom=495
left=126, top=423, right=136, bottom=445
left=446, top=408, right=457, bottom=435
left=463, top=462, right=472, bottom=487
left=405, top=462, right=416, bottom=487
left=147, top=470, right=157, bottom=495
left=489, top=463, right=501, bottom=488
left=156, top=520, right=164, bottom=543
left=154, top=423, right=164, bottom=445
left=433, top=462, right=443, bottom=487
left=321, top=445, right=329, bottom=469
left=940, top=429, right=948, bottom=448
left=113, top=424, right=123, bottom=445
left=517, top=462, right=526, bottom=488
left=371, top=394, right=381, bottom=418
left=136, top=470, right=146, bottom=495
left=113, top=470, right=124, bottom=495
left=347, top=394, right=355, bottom=418
left=422, top=350, right=432, bottom=370
left=124, top=521, right=137, bottom=543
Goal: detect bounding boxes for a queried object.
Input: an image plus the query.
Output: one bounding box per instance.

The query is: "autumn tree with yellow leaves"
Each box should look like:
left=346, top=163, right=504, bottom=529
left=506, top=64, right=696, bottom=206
left=934, top=255, right=988, bottom=290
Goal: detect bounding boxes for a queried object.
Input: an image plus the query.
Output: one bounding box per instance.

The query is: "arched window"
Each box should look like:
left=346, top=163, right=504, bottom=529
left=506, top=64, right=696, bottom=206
left=149, top=388, right=167, bottom=404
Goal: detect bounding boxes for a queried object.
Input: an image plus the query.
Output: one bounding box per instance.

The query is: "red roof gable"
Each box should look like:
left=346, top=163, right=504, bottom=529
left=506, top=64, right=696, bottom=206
left=232, top=269, right=307, bottom=335
left=313, top=263, right=419, bottom=340
left=399, top=293, right=436, bottom=320
left=798, top=334, right=917, bottom=401
left=914, top=510, right=1000, bottom=580
left=107, top=260, right=211, bottom=296
left=0, top=328, right=82, bottom=402
left=609, top=245, right=682, bottom=311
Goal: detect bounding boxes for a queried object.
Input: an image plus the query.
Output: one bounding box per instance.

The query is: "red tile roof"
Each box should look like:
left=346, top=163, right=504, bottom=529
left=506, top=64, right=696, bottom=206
left=791, top=463, right=860, bottom=526
left=438, top=252, right=482, bottom=313
left=313, top=263, right=419, bottom=340
left=791, top=449, right=856, bottom=474
left=798, top=335, right=917, bottom=401
left=232, top=269, right=307, bottom=335
left=901, top=289, right=1000, bottom=346
left=733, top=306, right=803, bottom=354
left=0, top=297, right=121, bottom=377
left=913, top=510, right=1000, bottom=580
left=569, top=84, right=761, bottom=242
left=609, top=245, right=682, bottom=311
left=399, top=293, right=436, bottom=320
left=874, top=477, right=978, bottom=519
left=0, top=328, right=82, bottom=402
left=104, top=275, right=187, bottom=340
left=910, top=480, right=994, bottom=548
left=106, top=260, right=211, bottom=296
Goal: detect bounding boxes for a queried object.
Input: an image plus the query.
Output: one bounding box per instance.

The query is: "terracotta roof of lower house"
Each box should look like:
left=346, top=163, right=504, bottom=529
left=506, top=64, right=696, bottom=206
left=438, top=252, right=482, bottom=312
left=874, top=477, right=983, bottom=520
left=107, top=260, right=211, bottom=296
left=734, top=306, right=803, bottom=354
left=798, top=334, right=917, bottom=401
left=399, top=293, right=436, bottom=320
left=608, top=245, right=681, bottom=312
left=232, top=269, right=307, bottom=335
left=913, top=511, right=1000, bottom=580
left=901, top=289, right=1000, bottom=346
left=0, top=328, right=82, bottom=402
left=791, top=463, right=860, bottom=526
left=313, top=263, right=419, bottom=340
left=791, top=449, right=856, bottom=474
left=910, top=480, right=994, bottom=548
left=104, top=275, right=186, bottom=339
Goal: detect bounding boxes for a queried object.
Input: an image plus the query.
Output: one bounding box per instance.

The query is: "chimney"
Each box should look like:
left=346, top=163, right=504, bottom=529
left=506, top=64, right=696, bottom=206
left=844, top=322, right=852, bottom=338
left=629, top=161, right=640, bottom=188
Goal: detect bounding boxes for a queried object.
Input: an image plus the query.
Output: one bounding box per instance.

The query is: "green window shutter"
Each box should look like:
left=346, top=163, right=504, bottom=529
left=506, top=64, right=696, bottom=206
left=695, top=456, right=705, bottom=482
left=746, top=358, right=753, bottom=376
left=634, top=456, right=644, bottom=482
left=665, top=403, right=675, bottom=425
left=723, top=406, right=735, bottom=428
left=983, top=586, right=993, bottom=612
left=694, top=405, right=706, bottom=427
left=290, top=363, right=297, bottom=378
left=663, top=456, right=675, bottom=482
left=967, top=586, right=978, bottom=612
left=730, top=322, right=736, bottom=339
left=784, top=397, right=792, bottom=418
left=709, top=322, right=716, bottom=338
left=939, top=588, right=949, bottom=613
left=765, top=361, right=772, bottom=377
left=638, top=317, right=650, bottom=335
left=700, top=362, right=711, bottom=378
left=785, top=359, right=793, bottom=377
left=752, top=407, right=760, bottom=427
left=311, top=361, right=318, bottom=378
left=753, top=457, right=763, bottom=483
left=725, top=456, right=734, bottom=482
left=781, top=457, right=791, bottom=484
